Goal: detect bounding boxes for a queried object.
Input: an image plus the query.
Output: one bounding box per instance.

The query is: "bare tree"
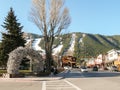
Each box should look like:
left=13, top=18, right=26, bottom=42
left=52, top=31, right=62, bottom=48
left=30, top=0, right=71, bottom=71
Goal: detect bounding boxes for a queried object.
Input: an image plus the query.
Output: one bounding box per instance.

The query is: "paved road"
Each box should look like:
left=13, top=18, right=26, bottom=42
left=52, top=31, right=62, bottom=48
left=0, top=69, right=120, bottom=90
left=65, top=69, right=120, bottom=90
left=65, top=68, right=120, bottom=78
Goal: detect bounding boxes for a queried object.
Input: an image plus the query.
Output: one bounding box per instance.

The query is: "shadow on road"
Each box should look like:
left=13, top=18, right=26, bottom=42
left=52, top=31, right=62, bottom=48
left=81, top=71, right=120, bottom=78
left=56, top=69, right=120, bottom=78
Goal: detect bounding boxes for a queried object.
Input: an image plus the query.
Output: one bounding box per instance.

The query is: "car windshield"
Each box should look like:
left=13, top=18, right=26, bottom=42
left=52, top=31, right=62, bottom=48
left=81, top=67, right=87, bottom=69
left=112, top=66, right=117, bottom=68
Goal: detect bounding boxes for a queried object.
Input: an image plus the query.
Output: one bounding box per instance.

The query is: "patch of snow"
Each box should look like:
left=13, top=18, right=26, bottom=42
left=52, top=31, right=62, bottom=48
left=79, top=33, right=86, bottom=43
left=69, top=33, right=76, bottom=51
left=52, top=43, right=63, bottom=55
left=32, top=38, right=45, bottom=52
left=83, top=33, right=86, bottom=37
left=65, top=33, right=76, bottom=56
left=26, top=37, right=63, bottom=55
left=25, top=39, right=32, bottom=45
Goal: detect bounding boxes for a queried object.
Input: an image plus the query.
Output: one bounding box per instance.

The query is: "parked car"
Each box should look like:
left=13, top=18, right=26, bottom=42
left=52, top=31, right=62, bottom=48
left=111, top=66, right=118, bottom=72
left=64, top=66, right=69, bottom=70
left=93, top=66, right=98, bottom=71
left=80, top=66, right=88, bottom=72
left=107, top=66, right=118, bottom=72
left=64, top=66, right=72, bottom=70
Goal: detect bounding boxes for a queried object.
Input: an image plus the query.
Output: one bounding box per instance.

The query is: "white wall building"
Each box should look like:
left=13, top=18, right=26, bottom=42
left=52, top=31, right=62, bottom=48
left=107, top=49, right=120, bottom=61
left=95, top=54, right=103, bottom=64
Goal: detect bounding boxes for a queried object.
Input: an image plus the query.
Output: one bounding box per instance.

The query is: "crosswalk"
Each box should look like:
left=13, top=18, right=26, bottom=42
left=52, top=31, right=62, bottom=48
left=42, top=79, right=81, bottom=90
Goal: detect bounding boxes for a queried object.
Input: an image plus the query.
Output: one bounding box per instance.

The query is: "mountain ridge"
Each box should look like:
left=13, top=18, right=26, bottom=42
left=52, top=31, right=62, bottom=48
left=24, top=32, right=120, bottom=60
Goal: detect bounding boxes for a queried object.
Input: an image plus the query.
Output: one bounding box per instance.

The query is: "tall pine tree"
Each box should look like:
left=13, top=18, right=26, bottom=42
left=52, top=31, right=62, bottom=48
left=0, top=8, right=26, bottom=68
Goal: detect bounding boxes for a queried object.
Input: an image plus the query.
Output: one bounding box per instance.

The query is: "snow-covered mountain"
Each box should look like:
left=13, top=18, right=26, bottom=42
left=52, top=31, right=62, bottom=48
left=24, top=32, right=120, bottom=57
left=25, top=33, right=77, bottom=56
left=63, top=33, right=76, bottom=56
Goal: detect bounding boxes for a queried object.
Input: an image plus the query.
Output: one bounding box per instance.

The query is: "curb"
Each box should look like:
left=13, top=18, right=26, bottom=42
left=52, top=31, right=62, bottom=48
left=0, top=77, right=63, bottom=82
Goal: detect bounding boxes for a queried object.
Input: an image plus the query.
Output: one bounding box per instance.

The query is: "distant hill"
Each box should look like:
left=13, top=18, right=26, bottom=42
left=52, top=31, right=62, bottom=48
left=24, top=32, right=120, bottom=60
left=23, top=33, right=42, bottom=39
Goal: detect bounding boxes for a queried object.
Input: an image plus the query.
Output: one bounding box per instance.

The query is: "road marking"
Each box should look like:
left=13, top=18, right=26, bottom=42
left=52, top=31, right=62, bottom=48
left=64, top=80, right=82, bottom=90
left=42, top=81, right=46, bottom=90
left=42, top=79, right=82, bottom=90
left=46, top=80, right=74, bottom=90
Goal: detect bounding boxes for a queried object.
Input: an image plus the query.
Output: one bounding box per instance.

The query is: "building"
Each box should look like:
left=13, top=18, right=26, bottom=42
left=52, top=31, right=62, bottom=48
left=105, top=49, right=120, bottom=66
left=86, top=54, right=105, bottom=68
left=61, top=56, right=76, bottom=68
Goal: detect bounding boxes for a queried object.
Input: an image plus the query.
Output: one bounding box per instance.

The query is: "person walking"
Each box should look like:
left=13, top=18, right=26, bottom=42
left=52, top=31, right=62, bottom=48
left=50, top=66, right=55, bottom=77
left=54, top=67, right=58, bottom=75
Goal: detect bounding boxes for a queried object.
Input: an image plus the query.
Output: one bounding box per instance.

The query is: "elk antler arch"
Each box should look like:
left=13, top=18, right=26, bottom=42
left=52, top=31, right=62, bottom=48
left=7, top=47, right=43, bottom=74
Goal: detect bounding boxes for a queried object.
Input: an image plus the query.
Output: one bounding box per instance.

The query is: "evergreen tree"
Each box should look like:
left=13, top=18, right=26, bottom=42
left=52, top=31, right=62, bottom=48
left=0, top=8, right=26, bottom=68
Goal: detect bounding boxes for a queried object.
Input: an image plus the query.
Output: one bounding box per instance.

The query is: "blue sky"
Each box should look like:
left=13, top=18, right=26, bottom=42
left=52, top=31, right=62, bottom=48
left=0, top=0, right=120, bottom=39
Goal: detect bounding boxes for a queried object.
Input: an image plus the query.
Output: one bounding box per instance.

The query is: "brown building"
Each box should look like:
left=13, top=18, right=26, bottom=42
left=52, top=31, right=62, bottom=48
left=62, top=56, right=76, bottom=67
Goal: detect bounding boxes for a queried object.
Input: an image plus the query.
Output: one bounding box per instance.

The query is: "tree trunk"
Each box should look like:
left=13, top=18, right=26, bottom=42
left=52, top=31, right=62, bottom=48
left=44, top=36, right=54, bottom=71
left=45, top=51, right=52, bottom=71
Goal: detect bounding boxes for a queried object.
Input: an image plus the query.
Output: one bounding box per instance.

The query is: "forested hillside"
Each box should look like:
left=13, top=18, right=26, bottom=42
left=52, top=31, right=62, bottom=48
left=25, top=32, right=120, bottom=61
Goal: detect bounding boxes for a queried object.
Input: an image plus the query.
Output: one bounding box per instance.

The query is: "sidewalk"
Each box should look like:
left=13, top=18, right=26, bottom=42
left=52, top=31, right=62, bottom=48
left=0, top=69, right=69, bottom=82
left=0, top=77, right=61, bottom=82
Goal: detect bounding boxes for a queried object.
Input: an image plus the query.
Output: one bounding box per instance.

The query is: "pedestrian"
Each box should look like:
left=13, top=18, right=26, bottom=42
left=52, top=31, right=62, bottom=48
left=54, top=68, right=58, bottom=75
left=43, top=66, right=46, bottom=72
left=50, top=66, right=55, bottom=77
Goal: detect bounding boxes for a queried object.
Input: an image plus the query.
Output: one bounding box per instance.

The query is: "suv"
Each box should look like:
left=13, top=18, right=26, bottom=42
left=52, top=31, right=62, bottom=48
left=80, top=66, right=88, bottom=72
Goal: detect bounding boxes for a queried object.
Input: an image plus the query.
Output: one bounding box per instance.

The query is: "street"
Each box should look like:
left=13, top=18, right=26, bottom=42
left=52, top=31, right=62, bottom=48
left=65, top=69, right=120, bottom=90
left=0, top=69, right=120, bottom=90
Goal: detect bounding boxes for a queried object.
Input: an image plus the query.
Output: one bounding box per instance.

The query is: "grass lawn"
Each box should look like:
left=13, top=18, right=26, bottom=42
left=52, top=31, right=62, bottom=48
left=0, top=70, right=32, bottom=77
left=0, top=69, right=50, bottom=77
left=0, top=68, right=64, bottom=77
